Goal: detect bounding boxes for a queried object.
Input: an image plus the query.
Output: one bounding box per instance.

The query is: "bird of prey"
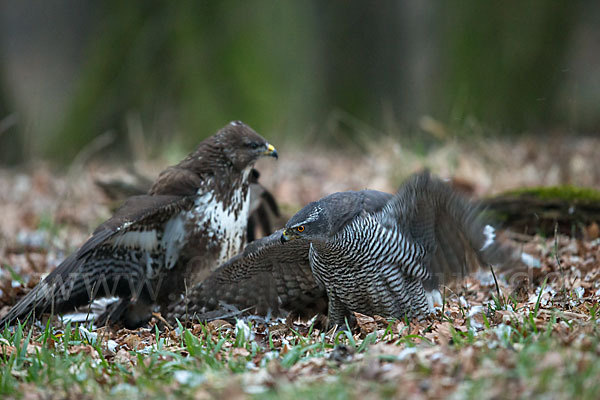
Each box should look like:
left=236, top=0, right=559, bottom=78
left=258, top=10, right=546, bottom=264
left=94, top=165, right=281, bottom=242
left=0, top=121, right=278, bottom=328
left=166, top=171, right=519, bottom=329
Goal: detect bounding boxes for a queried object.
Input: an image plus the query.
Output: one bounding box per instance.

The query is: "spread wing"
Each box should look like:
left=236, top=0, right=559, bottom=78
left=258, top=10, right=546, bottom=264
left=0, top=194, right=192, bottom=327
left=166, top=229, right=327, bottom=324
left=381, top=171, right=517, bottom=289
left=166, top=189, right=396, bottom=324
left=246, top=169, right=281, bottom=241
left=95, top=168, right=281, bottom=241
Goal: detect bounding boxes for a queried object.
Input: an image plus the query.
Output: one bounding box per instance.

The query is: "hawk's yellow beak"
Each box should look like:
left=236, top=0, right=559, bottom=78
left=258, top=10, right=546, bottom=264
left=280, top=229, right=292, bottom=243
left=264, top=143, right=278, bottom=159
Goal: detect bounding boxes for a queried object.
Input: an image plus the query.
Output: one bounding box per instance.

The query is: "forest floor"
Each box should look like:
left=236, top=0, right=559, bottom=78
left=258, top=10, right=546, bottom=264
left=1, top=134, right=600, bottom=399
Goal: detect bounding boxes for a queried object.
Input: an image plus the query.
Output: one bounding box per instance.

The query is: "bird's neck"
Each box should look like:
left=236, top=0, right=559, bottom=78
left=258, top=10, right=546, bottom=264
left=208, top=164, right=252, bottom=202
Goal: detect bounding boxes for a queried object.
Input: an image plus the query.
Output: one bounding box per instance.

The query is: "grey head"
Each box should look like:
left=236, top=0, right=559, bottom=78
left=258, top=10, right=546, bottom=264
left=281, top=189, right=393, bottom=243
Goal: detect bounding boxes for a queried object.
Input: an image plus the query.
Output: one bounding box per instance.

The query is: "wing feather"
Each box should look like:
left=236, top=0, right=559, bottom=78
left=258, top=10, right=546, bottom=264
left=0, top=194, right=191, bottom=327
left=166, top=229, right=327, bottom=323
left=383, top=171, right=516, bottom=289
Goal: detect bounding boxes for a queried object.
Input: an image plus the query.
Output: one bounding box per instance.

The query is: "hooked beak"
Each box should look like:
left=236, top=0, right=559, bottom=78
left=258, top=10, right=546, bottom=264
left=280, top=229, right=292, bottom=244
left=263, top=143, right=278, bottom=159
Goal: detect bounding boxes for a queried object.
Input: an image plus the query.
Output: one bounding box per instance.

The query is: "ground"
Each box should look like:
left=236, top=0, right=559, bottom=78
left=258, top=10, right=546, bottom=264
left=1, top=134, right=599, bottom=399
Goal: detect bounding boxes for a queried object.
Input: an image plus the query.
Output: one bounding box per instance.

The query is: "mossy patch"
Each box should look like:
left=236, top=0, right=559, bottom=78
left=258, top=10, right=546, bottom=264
left=496, top=185, right=600, bottom=204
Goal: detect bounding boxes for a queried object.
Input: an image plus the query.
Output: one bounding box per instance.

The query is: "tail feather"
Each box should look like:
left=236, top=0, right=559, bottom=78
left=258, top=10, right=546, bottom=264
left=1, top=252, right=83, bottom=327
left=1, top=242, right=150, bottom=328
left=391, top=171, right=531, bottom=290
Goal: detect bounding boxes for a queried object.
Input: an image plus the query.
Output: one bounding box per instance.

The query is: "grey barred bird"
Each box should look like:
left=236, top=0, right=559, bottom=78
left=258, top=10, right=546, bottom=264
left=166, top=171, right=520, bottom=328
left=165, top=189, right=392, bottom=325
left=0, top=121, right=278, bottom=328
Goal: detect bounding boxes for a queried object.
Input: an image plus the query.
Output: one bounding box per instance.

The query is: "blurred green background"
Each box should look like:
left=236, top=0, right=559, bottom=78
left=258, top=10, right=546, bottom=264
left=0, top=0, right=598, bottom=165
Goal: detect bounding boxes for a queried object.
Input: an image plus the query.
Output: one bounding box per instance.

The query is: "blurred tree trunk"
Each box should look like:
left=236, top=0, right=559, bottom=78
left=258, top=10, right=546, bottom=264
left=50, top=1, right=321, bottom=162
left=0, top=77, right=22, bottom=165
left=437, top=0, right=580, bottom=132
left=1, top=0, right=588, bottom=164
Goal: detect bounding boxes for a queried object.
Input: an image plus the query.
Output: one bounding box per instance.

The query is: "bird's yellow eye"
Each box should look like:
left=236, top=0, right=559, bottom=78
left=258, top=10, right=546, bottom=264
left=297, top=225, right=305, bottom=232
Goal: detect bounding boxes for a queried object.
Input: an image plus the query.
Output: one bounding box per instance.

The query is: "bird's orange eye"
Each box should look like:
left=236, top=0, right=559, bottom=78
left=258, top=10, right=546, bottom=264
left=297, top=225, right=305, bottom=232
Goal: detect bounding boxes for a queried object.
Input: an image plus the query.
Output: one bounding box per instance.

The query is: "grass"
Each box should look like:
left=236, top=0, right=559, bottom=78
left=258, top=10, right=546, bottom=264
left=3, top=224, right=598, bottom=398
left=1, top=299, right=599, bottom=399
left=1, top=140, right=599, bottom=399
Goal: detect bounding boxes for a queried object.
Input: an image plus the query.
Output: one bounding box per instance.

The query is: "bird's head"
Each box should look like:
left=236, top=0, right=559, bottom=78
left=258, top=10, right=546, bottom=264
left=281, top=202, right=330, bottom=243
left=281, top=190, right=382, bottom=244
left=218, top=121, right=278, bottom=171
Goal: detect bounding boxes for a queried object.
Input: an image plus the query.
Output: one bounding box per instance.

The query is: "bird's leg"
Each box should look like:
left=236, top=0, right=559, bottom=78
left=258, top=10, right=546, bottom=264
left=405, top=278, right=430, bottom=320
left=121, top=299, right=154, bottom=328
left=95, top=295, right=154, bottom=329
left=326, top=295, right=353, bottom=331
left=95, top=299, right=130, bottom=327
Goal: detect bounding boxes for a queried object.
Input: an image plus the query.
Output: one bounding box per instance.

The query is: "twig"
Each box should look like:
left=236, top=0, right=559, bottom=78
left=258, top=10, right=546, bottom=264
left=441, top=286, right=446, bottom=317
left=184, top=279, right=189, bottom=324
left=489, top=264, right=504, bottom=308
left=152, top=312, right=174, bottom=331
left=553, top=223, right=568, bottom=308
left=538, top=308, right=589, bottom=321
left=68, top=130, right=116, bottom=178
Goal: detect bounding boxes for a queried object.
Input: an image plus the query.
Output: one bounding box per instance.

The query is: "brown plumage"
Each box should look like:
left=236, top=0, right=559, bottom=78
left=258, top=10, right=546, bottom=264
left=94, top=167, right=281, bottom=243
left=166, top=171, right=523, bottom=329
left=0, top=121, right=278, bottom=328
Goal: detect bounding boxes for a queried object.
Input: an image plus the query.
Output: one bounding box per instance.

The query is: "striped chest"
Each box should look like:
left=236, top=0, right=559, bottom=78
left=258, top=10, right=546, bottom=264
left=308, top=215, right=428, bottom=311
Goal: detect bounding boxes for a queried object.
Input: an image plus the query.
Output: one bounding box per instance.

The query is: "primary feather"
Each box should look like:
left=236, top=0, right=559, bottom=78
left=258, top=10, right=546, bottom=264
left=1, top=121, right=278, bottom=328
left=166, top=171, right=522, bottom=328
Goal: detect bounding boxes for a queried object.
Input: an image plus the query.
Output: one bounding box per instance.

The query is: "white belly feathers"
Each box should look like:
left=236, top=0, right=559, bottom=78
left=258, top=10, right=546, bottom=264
left=190, top=187, right=250, bottom=268
left=108, top=183, right=250, bottom=272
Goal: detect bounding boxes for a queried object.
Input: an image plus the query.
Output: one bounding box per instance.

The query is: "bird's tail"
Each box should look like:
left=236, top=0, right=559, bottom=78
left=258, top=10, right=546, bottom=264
left=390, top=171, right=536, bottom=289
left=1, top=258, right=76, bottom=327
left=434, top=190, right=538, bottom=289
left=1, top=253, right=104, bottom=328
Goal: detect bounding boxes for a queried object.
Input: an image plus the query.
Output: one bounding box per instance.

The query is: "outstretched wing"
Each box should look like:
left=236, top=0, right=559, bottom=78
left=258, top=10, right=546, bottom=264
left=95, top=167, right=281, bottom=242
left=246, top=169, right=281, bottom=241
left=381, top=171, right=517, bottom=289
left=166, top=189, right=396, bottom=324
left=0, top=194, right=192, bottom=327
left=166, top=229, right=327, bottom=323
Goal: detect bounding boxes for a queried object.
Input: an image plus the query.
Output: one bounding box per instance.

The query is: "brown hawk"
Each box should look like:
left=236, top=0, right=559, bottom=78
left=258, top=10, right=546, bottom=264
left=0, top=121, right=278, bottom=328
